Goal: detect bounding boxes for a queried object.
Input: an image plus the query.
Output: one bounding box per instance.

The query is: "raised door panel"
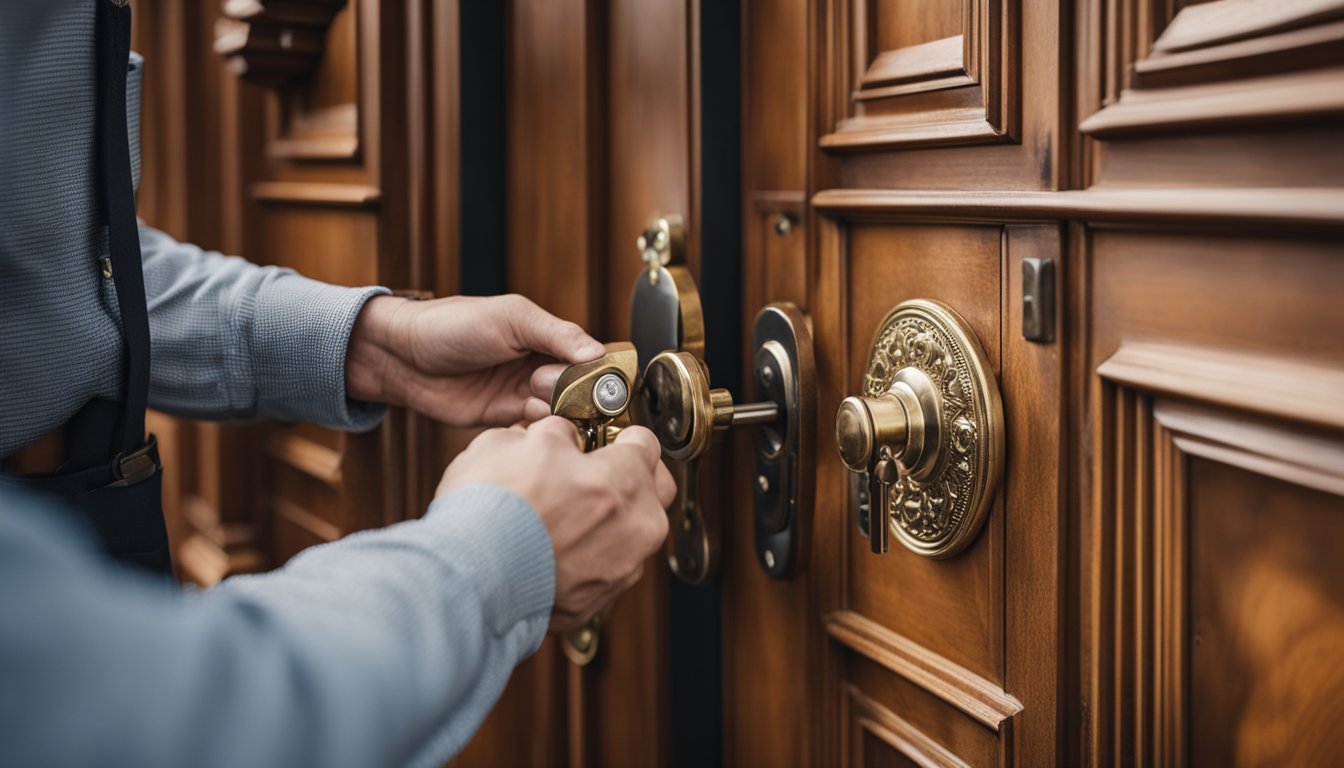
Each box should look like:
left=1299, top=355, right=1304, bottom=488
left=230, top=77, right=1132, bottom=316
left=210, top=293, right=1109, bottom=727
left=825, top=0, right=1063, bottom=192
left=842, top=224, right=1003, bottom=682
left=814, top=216, right=1064, bottom=767
left=824, top=0, right=1015, bottom=150
left=1077, top=0, right=1344, bottom=188
left=1084, top=230, right=1344, bottom=766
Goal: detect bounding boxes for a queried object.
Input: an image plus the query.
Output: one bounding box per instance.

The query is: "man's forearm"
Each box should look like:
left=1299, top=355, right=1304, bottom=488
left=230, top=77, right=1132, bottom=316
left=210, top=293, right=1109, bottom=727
left=139, top=223, right=389, bottom=429
left=0, top=484, right=554, bottom=768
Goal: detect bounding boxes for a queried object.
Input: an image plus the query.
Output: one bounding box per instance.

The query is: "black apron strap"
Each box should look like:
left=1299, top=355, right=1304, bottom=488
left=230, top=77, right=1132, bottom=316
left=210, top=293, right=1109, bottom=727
left=3, top=0, right=171, bottom=577
left=95, top=0, right=151, bottom=455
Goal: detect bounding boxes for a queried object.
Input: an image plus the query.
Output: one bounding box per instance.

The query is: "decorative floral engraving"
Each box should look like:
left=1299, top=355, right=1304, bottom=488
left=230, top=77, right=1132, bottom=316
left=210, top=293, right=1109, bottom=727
left=862, top=312, right=982, bottom=552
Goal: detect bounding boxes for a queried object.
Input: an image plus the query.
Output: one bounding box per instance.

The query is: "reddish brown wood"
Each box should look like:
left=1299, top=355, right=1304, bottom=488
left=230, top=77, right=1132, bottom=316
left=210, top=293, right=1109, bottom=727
left=116, top=1, right=1344, bottom=766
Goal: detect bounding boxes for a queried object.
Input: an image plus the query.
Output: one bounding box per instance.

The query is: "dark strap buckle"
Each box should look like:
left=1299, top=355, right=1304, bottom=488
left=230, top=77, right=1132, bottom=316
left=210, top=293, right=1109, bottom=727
left=112, top=434, right=159, bottom=487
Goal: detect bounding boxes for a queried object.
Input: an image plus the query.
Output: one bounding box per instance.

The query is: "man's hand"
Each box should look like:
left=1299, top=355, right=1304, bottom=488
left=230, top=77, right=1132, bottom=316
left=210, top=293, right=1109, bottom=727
left=437, top=418, right=675, bottom=632
left=346, top=294, right=606, bottom=427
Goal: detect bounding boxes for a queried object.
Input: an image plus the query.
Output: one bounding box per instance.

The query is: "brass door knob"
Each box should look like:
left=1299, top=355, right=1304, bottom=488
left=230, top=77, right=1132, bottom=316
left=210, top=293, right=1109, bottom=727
left=837, top=300, right=1004, bottom=558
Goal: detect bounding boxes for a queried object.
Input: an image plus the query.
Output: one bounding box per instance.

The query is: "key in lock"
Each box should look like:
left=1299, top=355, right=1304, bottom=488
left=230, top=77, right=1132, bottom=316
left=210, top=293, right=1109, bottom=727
left=549, top=341, right=639, bottom=665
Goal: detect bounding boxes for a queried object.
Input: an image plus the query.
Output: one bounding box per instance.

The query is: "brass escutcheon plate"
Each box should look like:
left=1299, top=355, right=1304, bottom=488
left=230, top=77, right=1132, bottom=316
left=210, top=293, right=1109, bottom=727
left=862, top=300, right=1004, bottom=558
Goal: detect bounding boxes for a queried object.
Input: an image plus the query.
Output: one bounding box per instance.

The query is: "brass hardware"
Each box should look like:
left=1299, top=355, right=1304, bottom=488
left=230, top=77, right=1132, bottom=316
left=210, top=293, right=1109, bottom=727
left=644, top=351, right=778, bottom=461
left=635, top=215, right=684, bottom=286
left=100, top=257, right=113, bottom=279
left=772, top=214, right=793, bottom=238
left=627, top=217, right=815, bottom=580
left=561, top=615, right=599, bottom=667
left=628, top=214, right=716, bottom=584
left=551, top=342, right=639, bottom=665
left=641, top=303, right=815, bottom=578
left=837, top=300, right=1004, bottom=559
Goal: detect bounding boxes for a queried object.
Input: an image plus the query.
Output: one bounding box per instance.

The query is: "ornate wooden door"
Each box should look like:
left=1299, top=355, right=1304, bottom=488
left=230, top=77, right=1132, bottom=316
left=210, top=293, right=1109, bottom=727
left=128, top=0, right=1344, bottom=765
left=729, top=0, right=1344, bottom=766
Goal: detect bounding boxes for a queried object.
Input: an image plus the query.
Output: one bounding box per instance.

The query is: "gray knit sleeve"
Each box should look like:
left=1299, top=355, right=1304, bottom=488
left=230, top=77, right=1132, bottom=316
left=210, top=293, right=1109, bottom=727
left=138, top=223, right=389, bottom=430
left=0, top=483, right=556, bottom=767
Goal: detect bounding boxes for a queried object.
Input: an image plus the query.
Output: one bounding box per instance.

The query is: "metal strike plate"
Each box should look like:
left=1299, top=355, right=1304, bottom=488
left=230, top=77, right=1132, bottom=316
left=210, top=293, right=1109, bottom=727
left=1022, top=257, right=1055, bottom=342
left=750, top=303, right=814, bottom=578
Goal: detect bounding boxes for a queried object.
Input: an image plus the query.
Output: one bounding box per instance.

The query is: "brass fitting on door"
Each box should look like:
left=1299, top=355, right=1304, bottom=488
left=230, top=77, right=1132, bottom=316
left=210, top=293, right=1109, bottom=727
left=643, top=351, right=778, bottom=462
left=836, top=300, right=1004, bottom=559
left=550, top=341, right=640, bottom=666
left=642, top=303, right=815, bottom=578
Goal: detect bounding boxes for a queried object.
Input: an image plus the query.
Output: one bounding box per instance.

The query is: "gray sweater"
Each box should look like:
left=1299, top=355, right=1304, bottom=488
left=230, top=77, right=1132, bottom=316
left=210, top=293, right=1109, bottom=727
left=0, top=1, right=386, bottom=458
left=0, top=484, right=555, bottom=768
left=0, top=2, right=557, bottom=765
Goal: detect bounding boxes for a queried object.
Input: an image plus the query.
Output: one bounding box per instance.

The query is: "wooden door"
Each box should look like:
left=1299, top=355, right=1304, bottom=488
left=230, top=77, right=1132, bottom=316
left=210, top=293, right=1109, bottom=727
left=127, top=0, right=1344, bottom=766
left=730, top=0, right=1344, bottom=766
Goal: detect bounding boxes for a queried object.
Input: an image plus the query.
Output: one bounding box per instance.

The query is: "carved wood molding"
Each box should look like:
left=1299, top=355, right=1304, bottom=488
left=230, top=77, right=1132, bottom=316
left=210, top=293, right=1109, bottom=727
left=1086, top=363, right=1344, bottom=765
left=1098, top=343, right=1344, bottom=433
left=825, top=610, right=1023, bottom=731
left=821, top=0, right=1019, bottom=151
left=1081, top=0, right=1344, bottom=137
left=811, top=187, right=1344, bottom=231
left=213, top=0, right=348, bottom=87
left=845, top=685, right=975, bottom=768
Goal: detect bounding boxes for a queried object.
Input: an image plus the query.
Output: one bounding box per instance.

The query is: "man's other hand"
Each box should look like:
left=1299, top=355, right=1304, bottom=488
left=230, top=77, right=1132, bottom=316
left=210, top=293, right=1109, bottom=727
left=345, top=294, right=605, bottom=428
left=436, top=418, right=675, bottom=632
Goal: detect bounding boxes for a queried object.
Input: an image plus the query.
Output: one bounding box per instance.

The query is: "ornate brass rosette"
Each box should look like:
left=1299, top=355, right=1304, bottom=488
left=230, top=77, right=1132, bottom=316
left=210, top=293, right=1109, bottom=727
left=861, top=300, right=1004, bottom=558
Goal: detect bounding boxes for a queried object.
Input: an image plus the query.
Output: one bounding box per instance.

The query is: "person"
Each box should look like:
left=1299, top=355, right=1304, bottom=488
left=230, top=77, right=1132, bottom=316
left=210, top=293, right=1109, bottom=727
left=0, top=1, right=674, bottom=765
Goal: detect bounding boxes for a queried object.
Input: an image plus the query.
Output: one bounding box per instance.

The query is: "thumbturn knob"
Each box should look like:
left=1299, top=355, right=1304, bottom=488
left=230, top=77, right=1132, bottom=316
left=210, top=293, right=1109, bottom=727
left=837, top=300, right=1004, bottom=559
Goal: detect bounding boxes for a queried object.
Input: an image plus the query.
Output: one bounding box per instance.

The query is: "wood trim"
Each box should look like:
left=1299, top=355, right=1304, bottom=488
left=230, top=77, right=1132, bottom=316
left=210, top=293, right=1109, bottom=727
left=250, top=180, right=382, bottom=207
left=1132, top=21, right=1344, bottom=88
left=822, top=0, right=1017, bottom=150
left=846, top=685, right=974, bottom=768
left=176, top=532, right=267, bottom=586
left=859, top=36, right=966, bottom=89
left=1080, top=0, right=1344, bottom=138
left=273, top=497, right=344, bottom=543
left=213, top=0, right=347, bottom=87
left=825, top=610, right=1023, bottom=731
left=268, top=102, right=360, bottom=159
left=820, top=113, right=1006, bottom=151
left=811, top=188, right=1344, bottom=230
left=1156, top=402, right=1344, bottom=497
left=1152, top=0, right=1344, bottom=54
left=265, top=432, right=344, bottom=485
left=1099, top=343, right=1344, bottom=432
left=750, top=189, right=807, bottom=214
left=1080, top=66, right=1344, bottom=137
